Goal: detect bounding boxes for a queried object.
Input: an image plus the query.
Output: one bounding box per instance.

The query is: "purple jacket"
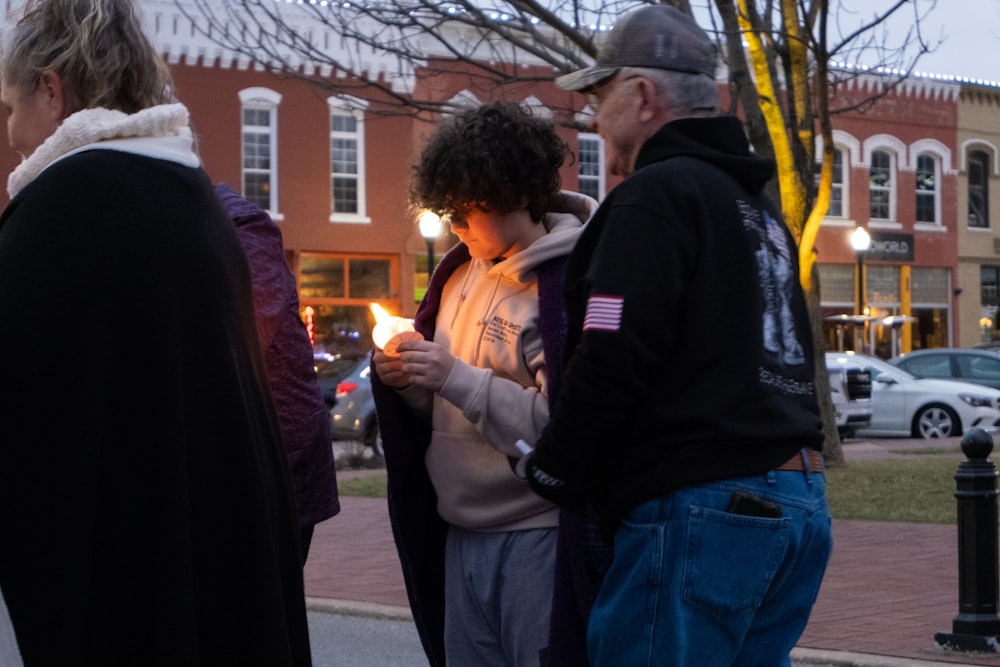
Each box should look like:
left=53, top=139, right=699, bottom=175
left=216, top=183, right=339, bottom=528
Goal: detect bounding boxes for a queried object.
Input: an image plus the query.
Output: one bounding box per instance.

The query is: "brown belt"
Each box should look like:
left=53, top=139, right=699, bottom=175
left=774, top=449, right=824, bottom=473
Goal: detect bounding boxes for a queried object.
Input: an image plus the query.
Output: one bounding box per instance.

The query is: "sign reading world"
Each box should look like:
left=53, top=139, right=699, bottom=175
left=866, top=231, right=914, bottom=262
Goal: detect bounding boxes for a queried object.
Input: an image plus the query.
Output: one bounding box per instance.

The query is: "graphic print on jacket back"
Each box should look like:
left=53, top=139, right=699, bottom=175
left=739, top=199, right=812, bottom=395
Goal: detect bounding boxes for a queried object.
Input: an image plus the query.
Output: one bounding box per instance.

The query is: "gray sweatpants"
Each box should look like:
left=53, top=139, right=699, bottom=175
left=444, top=525, right=557, bottom=667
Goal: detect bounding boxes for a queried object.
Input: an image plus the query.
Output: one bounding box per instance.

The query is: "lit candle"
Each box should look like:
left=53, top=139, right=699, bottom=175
left=370, top=303, right=423, bottom=357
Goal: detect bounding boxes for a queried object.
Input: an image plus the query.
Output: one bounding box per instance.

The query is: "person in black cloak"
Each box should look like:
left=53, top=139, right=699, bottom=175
left=0, top=0, right=312, bottom=664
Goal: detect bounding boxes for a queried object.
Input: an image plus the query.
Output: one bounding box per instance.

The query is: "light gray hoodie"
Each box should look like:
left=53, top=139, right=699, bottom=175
left=403, top=191, right=596, bottom=531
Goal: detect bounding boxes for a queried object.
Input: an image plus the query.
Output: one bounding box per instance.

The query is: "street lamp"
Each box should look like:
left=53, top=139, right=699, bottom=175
left=850, top=226, right=871, bottom=352
left=418, top=211, right=442, bottom=277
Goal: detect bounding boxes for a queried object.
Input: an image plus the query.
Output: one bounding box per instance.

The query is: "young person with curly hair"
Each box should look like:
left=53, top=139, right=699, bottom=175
left=372, top=100, right=599, bottom=666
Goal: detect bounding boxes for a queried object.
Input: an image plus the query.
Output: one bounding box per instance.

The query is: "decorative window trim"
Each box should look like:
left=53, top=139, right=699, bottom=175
left=327, top=95, right=370, bottom=224
left=862, top=134, right=906, bottom=165
left=521, top=95, right=553, bottom=120
left=908, top=138, right=953, bottom=174
left=820, top=130, right=862, bottom=168
left=239, top=87, right=282, bottom=219
left=442, top=90, right=482, bottom=116
left=961, top=139, right=1000, bottom=177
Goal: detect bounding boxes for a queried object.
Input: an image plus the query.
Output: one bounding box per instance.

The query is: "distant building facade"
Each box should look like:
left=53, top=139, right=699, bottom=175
left=956, top=84, right=1000, bottom=348
left=0, top=0, right=995, bottom=357
left=812, top=76, right=960, bottom=357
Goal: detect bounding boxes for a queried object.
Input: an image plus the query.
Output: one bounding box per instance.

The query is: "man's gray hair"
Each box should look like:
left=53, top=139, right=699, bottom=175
left=628, top=67, right=720, bottom=117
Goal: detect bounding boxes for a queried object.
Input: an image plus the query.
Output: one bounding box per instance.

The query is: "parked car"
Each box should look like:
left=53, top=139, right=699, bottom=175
left=839, top=353, right=1000, bottom=439
left=314, top=351, right=382, bottom=456
left=825, top=353, right=873, bottom=438
left=889, top=348, right=1000, bottom=390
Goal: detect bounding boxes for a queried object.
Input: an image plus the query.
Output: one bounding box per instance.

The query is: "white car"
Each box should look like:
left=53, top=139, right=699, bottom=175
left=837, top=353, right=1000, bottom=439
left=825, top=353, right=873, bottom=438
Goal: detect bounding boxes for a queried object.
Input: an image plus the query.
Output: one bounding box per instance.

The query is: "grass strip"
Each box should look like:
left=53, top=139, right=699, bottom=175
left=336, top=456, right=985, bottom=525
left=825, top=457, right=963, bottom=524
left=337, top=474, right=388, bottom=498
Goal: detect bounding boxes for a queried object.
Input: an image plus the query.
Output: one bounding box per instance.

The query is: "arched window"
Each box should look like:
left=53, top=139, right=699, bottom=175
left=969, top=150, right=990, bottom=228
left=869, top=149, right=894, bottom=221
left=915, top=153, right=939, bottom=224
left=239, top=87, right=281, bottom=214
left=814, top=147, right=846, bottom=217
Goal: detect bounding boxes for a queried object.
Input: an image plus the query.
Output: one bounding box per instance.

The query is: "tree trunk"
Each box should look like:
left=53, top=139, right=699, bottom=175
left=806, top=268, right=845, bottom=467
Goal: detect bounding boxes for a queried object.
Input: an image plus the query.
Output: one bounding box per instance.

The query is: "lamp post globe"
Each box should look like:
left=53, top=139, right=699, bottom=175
left=850, top=227, right=871, bottom=353
left=850, top=227, right=871, bottom=317
left=850, top=226, right=871, bottom=254
left=419, top=211, right=442, bottom=277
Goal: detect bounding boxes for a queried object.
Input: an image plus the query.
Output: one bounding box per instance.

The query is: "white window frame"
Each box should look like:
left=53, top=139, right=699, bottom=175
left=863, top=134, right=905, bottom=227
left=578, top=132, right=606, bottom=201
left=327, top=95, right=370, bottom=224
left=914, top=152, right=940, bottom=227
left=238, top=87, right=282, bottom=219
left=909, top=138, right=951, bottom=231
left=816, top=131, right=859, bottom=228
left=869, top=149, right=895, bottom=223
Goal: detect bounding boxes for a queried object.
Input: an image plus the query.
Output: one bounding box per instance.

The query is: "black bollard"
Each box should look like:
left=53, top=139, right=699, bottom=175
left=935, top=427, right=1000, bottom=653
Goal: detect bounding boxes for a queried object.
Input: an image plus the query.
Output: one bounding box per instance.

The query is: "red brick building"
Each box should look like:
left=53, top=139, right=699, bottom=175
left=812, top=77, right=961, bottom=357
left=0, top=0, right=990, bottom=358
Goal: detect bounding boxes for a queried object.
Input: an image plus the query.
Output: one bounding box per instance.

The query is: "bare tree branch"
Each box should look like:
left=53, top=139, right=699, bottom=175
left=175, top=0, right=943, bottom=459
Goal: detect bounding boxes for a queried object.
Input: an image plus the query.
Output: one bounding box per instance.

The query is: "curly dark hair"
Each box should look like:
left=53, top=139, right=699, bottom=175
left=410, top=101, right=569, bottom=223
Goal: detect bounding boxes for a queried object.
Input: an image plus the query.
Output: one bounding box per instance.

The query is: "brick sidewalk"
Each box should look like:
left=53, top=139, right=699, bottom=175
left=307, top=439, right=1000, bottom=665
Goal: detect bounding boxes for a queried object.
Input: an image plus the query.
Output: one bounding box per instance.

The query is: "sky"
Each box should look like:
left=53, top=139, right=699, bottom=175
left=900, top=0, right=1000, bottom=83
left=685, top=0, right=1000, bottom=85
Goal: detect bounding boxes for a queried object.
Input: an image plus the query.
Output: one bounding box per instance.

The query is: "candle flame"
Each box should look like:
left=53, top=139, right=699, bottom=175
left=370, top=302, right=392, bottom=324
left=369, top=302, right=418, bottom=354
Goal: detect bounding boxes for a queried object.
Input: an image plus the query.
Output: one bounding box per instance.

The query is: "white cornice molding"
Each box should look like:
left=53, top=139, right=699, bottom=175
left=838, top=73, right=962, bottom=102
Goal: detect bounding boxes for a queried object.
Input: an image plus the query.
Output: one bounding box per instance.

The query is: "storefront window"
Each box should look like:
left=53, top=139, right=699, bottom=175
left=981, top=266, right=1000, bottom=342
left=298, top=253, right=396, bottom=355
left=819, top=264, right=951, bottom=357
left=910, top=308, right=948, bottom=350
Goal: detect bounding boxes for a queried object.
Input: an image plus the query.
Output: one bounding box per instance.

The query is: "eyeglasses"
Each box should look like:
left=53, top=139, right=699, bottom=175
left=444, top=200, right=491, bottom=223
left=586, top=74, right=643, bottom=109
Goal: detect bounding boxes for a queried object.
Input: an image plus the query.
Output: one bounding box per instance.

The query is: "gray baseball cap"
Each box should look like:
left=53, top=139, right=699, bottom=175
left=555, top=5, right=717, bottom=92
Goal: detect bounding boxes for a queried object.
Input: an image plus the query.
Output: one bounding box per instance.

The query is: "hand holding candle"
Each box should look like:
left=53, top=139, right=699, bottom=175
left=370, top=303, right=423, bottom=357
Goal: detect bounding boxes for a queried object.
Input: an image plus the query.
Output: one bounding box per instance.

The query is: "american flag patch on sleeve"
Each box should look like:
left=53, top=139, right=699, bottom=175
left=583, top=295, right=624, bottom=332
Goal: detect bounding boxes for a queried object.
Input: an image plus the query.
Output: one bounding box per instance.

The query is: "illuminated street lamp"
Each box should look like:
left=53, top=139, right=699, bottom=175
left=419, top=211, right=442, bottom=277
left=850, top=227, right=871, bottom=352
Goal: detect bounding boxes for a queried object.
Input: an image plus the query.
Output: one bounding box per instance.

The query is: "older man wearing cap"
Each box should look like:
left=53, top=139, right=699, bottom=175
left=523, top=5, right=832, bottom=666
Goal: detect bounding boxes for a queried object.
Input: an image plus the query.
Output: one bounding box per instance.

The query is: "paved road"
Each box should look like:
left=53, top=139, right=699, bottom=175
left=306, top=607, right=849, bottom=667
left=308, top=609, right=423, bottom=666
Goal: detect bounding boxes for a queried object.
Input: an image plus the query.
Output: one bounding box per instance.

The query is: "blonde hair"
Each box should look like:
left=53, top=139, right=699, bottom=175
left=0, top=0, right=175, bottom=115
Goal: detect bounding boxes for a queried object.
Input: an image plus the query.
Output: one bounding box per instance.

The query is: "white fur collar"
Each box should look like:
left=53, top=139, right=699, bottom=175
left=8, top=103, right=199, bottom=198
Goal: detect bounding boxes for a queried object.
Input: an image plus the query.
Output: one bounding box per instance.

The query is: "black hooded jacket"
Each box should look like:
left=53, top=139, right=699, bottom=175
left=533, top=115, right=823, bottom=534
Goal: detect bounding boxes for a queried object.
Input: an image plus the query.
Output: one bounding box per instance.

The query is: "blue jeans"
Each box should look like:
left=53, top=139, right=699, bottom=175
left=587, top=464, right=832, bottom=666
